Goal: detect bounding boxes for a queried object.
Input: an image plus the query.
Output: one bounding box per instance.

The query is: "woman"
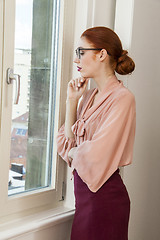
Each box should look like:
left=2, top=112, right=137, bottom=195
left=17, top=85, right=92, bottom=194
left=57, top=26, right=136, bottom=240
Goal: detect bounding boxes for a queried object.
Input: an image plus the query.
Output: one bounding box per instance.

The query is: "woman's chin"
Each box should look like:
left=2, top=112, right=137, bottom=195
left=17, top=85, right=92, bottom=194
left=80, top=72, right=91, bottom=78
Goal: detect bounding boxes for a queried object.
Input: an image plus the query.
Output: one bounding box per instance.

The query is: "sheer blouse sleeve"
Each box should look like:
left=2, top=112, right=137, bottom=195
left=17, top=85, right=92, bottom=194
left=56, top=94, right=86, bottom=165
left=56, top=124, right=77, bottom=165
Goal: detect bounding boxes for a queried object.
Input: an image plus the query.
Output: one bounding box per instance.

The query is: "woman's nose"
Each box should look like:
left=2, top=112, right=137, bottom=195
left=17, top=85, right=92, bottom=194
left=74, top=56, right=80, bottom=63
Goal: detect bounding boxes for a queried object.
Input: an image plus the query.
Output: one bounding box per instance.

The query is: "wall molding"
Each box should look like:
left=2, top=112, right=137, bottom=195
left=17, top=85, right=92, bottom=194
left=0, top=207, right=75, bottom=240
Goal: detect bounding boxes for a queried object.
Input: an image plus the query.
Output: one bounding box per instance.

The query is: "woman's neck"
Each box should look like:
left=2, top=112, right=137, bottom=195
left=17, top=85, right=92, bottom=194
left=93, top=71, right=115, bottom=93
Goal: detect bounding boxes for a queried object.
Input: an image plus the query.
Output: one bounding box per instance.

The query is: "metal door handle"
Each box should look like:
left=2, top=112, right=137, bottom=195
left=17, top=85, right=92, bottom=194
left=6, top=68, right=21, bottom=104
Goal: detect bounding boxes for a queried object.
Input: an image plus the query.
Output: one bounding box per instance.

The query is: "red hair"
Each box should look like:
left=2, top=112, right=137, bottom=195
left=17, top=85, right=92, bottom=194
left=81, top=27, right=135, bottom=75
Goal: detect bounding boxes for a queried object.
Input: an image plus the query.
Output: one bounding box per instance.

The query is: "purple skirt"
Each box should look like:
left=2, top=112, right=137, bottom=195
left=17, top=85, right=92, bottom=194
left=71, top=169, right=130, bottom=240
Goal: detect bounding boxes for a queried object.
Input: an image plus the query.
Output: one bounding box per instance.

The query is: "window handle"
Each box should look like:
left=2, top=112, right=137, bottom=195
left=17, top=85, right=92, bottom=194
left=6, top=68, right=21, bottom=104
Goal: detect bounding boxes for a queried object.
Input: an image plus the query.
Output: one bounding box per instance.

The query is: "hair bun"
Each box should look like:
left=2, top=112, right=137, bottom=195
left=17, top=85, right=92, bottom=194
left=117, top=50, right=129, bottom=64
left=116, top=50, right=135, bottom=75
left=121, top=50, right=128, bottom=57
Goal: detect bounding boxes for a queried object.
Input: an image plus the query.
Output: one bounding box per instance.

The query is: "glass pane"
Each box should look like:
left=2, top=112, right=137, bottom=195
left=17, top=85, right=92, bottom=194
left=8, top=0, right=59, bottom=195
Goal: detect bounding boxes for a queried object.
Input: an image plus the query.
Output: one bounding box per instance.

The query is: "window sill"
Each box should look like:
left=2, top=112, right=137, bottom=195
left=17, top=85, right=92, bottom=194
left=0, top=207, right=75, bottom=239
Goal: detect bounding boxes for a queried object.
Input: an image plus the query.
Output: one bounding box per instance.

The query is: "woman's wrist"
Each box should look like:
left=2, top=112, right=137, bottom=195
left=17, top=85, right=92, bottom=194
left=66, top=97, right=79, bottom=104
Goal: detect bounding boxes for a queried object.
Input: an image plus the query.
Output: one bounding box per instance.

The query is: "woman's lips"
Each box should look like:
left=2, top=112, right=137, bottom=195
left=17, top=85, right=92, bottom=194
left=77, top=66, right=82, bottom=71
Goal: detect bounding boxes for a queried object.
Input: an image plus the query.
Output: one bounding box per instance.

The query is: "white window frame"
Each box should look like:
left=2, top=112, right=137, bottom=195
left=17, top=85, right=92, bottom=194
left=0, top=0, right=76, bottom=223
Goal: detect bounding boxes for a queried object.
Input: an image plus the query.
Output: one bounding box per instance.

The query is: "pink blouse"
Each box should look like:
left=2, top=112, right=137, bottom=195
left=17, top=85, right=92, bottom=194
left=56, top=75, right=136, bottom=192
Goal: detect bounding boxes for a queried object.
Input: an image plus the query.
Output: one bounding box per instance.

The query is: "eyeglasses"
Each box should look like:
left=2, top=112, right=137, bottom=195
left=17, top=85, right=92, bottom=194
left=75, top=47, right=102, bottom=59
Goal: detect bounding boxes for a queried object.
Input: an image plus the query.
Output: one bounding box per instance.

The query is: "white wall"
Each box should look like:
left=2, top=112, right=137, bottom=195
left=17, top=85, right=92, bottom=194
left=115, top=0, right=160, bottom=239
left=0, top=208, right=74, bottom=240
left=10, top=220, right=73, bottom=240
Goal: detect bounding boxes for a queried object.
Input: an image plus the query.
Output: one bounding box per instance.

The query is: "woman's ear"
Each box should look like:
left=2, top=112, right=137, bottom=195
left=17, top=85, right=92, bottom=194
left=99, top=49, right=108, bottom=61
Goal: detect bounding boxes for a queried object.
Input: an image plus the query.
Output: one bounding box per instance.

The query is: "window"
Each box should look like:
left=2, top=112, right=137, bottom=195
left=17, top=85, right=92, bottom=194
left=0, top=0, right=78, bottom=226
left=5, top=0, right=60, bottom=196
left=0, top=0, right=72, bottom=222
left=15, top=129, right=27, bottom=136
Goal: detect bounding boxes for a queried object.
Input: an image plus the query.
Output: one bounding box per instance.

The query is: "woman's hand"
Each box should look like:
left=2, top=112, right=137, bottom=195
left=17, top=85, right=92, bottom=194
left=67, top=77, right=89, bottom=101
left=68, top=147, right=78, bottom=167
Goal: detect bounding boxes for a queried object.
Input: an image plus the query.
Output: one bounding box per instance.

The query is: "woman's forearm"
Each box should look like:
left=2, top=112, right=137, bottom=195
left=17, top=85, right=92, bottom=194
left=64, top=77, right=89, bottom=139
left=65, top=98, right=78, bottom=139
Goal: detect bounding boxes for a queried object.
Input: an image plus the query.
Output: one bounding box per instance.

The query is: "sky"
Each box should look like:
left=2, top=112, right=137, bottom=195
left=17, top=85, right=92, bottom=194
left=15, top=0, right=33, bottom=49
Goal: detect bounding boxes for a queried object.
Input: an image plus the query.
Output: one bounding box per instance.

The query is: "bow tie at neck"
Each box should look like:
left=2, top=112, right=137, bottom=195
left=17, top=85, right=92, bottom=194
left=71, top=78, right=122, bottom=138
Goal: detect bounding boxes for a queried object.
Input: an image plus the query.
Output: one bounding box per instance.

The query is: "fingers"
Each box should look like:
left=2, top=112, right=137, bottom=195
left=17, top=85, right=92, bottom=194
left=81, top=78, right=89, bottom=88
left=68, top=157, right=72, bottom=167
left=69, top=77, right=89, bottom=91
left=68, top=79, right=76, bottom=88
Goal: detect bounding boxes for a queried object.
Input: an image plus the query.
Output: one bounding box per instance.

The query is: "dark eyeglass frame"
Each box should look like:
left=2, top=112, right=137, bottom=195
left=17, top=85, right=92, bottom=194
left=75, top=47, right=102, bottom=59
